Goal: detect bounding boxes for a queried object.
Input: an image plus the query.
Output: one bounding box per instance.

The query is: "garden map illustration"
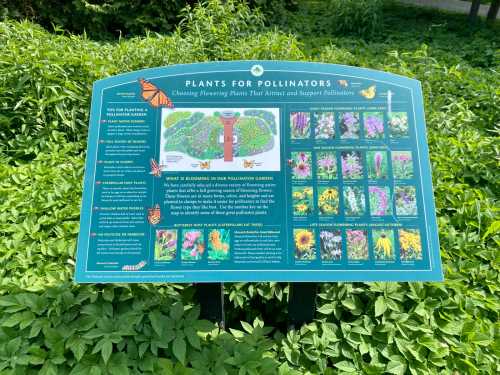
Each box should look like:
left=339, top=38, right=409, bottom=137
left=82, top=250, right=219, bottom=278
left=75, top=61, right=443, bottom=282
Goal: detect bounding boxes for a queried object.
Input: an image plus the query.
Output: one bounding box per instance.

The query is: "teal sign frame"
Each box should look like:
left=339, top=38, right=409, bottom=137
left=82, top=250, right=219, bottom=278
left=75, top=61, right=443, bottom=282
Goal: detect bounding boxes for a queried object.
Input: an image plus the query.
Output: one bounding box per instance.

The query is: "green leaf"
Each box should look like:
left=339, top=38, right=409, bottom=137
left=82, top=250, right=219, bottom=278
left=334, top=360, right=356, bottom=372
left=386, top=360, right=407, bottom=375
left=170, top=303, right=185, bottom=321
left=172, top=336, right=186, bottom=364
left=374, top=296, right=387, bottom=317
left=66, top=336, right=87, bottom=361
left=148, top=310, right=163, bottom=336
left=184, top=326, right=201, bottom=349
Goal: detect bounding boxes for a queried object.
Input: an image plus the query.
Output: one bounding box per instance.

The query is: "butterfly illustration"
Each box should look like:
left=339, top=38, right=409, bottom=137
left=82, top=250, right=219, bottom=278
left=359, top=85, right=376, bottom=99
left=337, top=79, right=348, bottom=88
left=150, top=158, right=166, bottom=177
left=147, top=204, right=161, bottom=225
left=139, top=78, right=174, bottom=108
left=243, top=159, right=255, bottom=168
left=122, top=260, right=147, bottom=271
left=287, top=159, right=295, bottom=168
left=200, top=161, right=211, bottom=170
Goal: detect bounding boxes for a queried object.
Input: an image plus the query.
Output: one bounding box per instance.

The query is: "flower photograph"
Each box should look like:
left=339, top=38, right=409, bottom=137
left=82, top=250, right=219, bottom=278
left=181, top=229, right=205, bottom=261
left=290, top=151, right=312, bottom=179
left=395, top=186, right=418, bottom=216
left=368, top=186, right=392, bottom=216
left=343, top=186, right=366, bottom=216
left=347, top=229, right=368, bottom=260
left=316, top=151, right=337, bottom=179
left=341, top=151, right=363, bottom=179
left=373, top=229, right=395, bottom=260
left=363, top=112, right=384, bottom=139
left=388, top=112, right=409, bottom=138
left=366, top=150, right=388, bottom=179
left=392, top=151, right=414, bottom=179
left=294, top=228, right=316, bottom=260
left=399, top=228, right=423, bottom=261
left=318, top=187, right=339, bottom=215
left=154, top=229, right=177, bottom=261
left=290, top=111, right=311, bottom=139
left=292, top=186, right=314, bottom=216
left=314, top=112, right=335, bottom=139
left=340, top=112, right=360, bottom=139
left=208, top=229, right=230, bottom=260
left=319, top=229, right=342, bottom=260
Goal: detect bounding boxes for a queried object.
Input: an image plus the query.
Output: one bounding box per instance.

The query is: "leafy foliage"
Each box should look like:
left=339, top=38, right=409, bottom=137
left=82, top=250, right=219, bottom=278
left=0, top=0, right=499, bottom=373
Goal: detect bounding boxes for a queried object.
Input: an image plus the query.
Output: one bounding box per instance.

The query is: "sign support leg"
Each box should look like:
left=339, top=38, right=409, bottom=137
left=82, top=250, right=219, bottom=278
left=195, top=283, right=225, bottom=328
left=288, top=282, right=318, bottom=328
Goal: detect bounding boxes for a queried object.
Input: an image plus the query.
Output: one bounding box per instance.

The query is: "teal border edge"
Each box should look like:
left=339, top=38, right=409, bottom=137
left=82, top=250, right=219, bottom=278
left=74, top=60, right=444, bottom=283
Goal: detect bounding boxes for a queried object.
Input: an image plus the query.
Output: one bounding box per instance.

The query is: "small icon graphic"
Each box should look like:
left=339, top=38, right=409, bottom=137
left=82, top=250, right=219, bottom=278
left=250, top=64, right=264, bottom=77
left=337, top=79, right=348, bottom=88
left=147, top=204, right=161, bottom=225
left=150, top=158, right=165, bottom=177
left=359, top=85, right=376, bottom=100
left=199, top=161, right=211, bottom=170
left=122, top=260, right=147, bottom=271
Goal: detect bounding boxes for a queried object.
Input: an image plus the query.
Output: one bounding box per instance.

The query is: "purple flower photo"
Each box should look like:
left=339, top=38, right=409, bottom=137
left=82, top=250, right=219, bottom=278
left=290, top=151, right=312, bottom=179
left=368, top=186, right=393, bottom=216
left=341, top=151, right=363, bottom=179
left=290, top=112, right=311, bottom=139
left=363, top=112, right=384, bottom=139
left=340, top=112, right=360, bottom=139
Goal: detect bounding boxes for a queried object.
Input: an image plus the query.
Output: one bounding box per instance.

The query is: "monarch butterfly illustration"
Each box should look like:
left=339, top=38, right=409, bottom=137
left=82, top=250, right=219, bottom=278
left=359, top=85, right=376, bottom=100
left=200, top=161, right=211, bottom=170
left=147, top=204, right=161, bottom=225
left=122, top=260, right=147, bottom=271
left=337, top=79, right=348, bottom=88
left=150, top=158, right=165, bottom=177
left=243, top=159, right=255, bottom=168
left=139, top=78, right=174, bottom=108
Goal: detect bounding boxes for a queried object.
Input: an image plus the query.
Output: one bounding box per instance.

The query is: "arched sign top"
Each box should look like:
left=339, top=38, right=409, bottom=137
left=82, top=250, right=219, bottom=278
left=76, top=60, right=442, bottom=283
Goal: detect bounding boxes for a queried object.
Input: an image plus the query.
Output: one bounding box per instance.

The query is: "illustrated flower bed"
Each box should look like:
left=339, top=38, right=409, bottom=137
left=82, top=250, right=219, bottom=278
left=366, top=150, right=388, bottom=179
left=294, top=228, right=316, bottom=260
left=292, top=186, right=313, bottom=215
left=181, top=229, right=205, bottom=261
left=316, top=152, right=337, bottom=179
left=290, top=151, right=312, bottom=179
left=399, top=229, right=422, bottom=261
left=154, top=229, right=177, bottom=261
left=319, top=230, right=342, bottom=260
left=363, top=112, right=384, bottom=139
left=314, top=112, right=335, bottom=139
left=208, top=229, right=230, bottom=260
left=346, top=229, right=368, bottom=260
left=318, top=187, right=339, bottom=215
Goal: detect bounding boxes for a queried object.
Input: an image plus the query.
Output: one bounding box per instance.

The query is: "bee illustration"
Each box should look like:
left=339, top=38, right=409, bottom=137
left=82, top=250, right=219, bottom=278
left=150, top=158, right=166, bottom=177
left=122, top=260, right=147, bottom=271
left=200, top=161, right=211, bottom=170
left=243, top=159, right=255, bottom=168
left=359, top=85, right=376, bottom=99
left=337, top=79, right=348, bottom=88
left=147, top=204, right=161, bottom=225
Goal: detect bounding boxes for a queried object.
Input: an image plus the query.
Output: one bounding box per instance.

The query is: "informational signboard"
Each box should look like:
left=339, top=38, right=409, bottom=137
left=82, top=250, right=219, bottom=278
left=75, top=61, right=443, bottom=282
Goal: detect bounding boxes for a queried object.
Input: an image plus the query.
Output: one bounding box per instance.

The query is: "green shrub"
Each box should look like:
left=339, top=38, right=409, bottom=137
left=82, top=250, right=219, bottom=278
left=0, top=0, right=499, bottom=373
left=325, top=0, right=385, bottom=37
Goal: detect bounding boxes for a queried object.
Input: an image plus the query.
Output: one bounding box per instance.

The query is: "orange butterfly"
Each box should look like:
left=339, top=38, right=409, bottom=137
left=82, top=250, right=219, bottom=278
left=147, top=204, right=161, bottom=225
left=139, top=78, right=174, bottom=108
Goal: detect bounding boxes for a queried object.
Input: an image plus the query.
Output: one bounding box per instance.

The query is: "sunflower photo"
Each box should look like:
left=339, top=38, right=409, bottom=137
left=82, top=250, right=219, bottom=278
left=292, top=186, right=313, bottom=216
left=294, top=228, right=316, bottom=260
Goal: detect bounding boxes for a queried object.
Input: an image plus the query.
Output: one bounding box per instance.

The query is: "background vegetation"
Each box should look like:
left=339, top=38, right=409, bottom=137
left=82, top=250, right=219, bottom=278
left=0, top=0, right=498, bottom=374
